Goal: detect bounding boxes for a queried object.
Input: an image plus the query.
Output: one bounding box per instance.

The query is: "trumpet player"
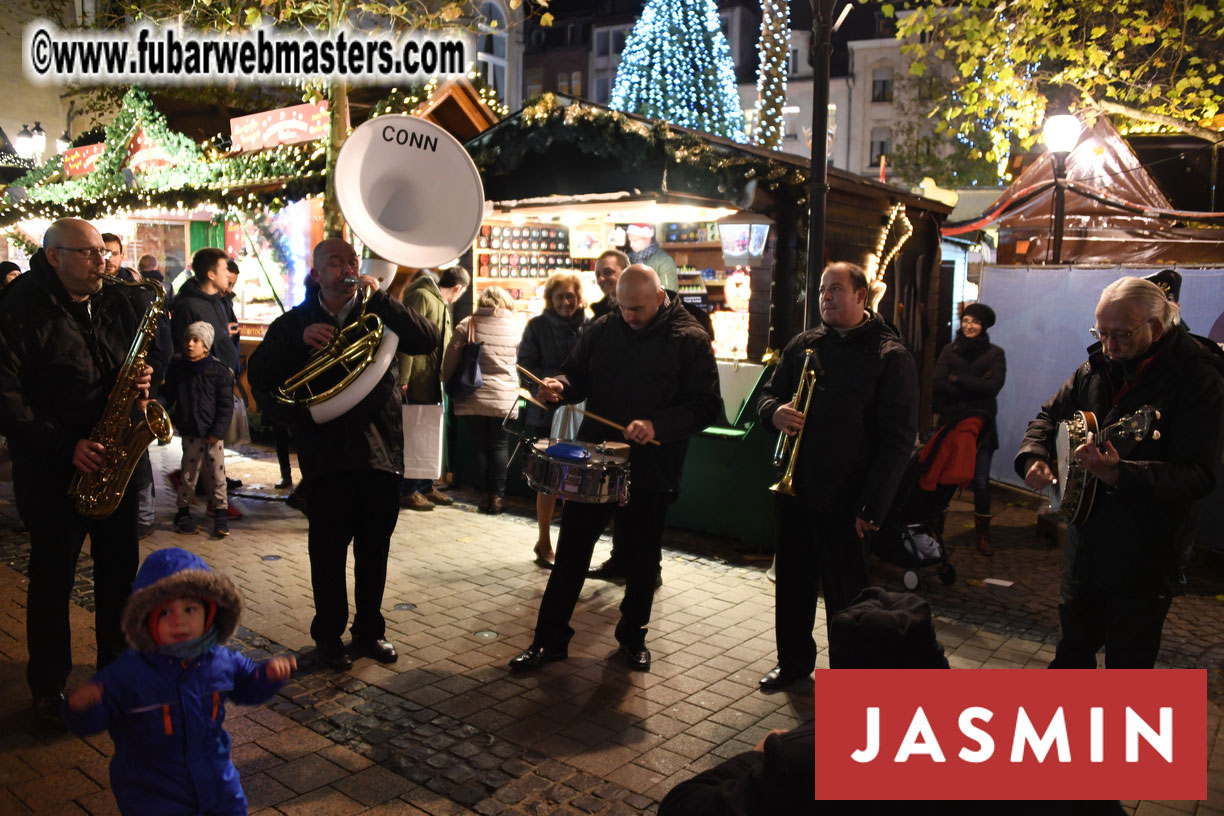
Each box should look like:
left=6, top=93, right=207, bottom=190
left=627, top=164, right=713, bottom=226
left=247, top=239, right=440, bottom=672
left=0, top=218, right=159, bottom=727
left=755, top=262, right=917, bottom=691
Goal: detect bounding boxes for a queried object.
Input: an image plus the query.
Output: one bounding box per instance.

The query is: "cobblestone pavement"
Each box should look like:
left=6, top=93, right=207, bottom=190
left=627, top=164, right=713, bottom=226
left=0, top=439, right=1220, bottom=815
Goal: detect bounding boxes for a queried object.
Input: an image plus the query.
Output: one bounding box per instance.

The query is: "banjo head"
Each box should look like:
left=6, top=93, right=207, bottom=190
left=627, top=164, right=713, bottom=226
left=1050, top=411, right=1098, bottom=522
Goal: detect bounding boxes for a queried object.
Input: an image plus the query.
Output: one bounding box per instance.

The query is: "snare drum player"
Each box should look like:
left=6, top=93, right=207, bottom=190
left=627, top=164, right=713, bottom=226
left=509, top=265, right=721, bottom=672
left=1017, top=276, right=1224, bottom=669
left=248, top=239, right=440, bottom=671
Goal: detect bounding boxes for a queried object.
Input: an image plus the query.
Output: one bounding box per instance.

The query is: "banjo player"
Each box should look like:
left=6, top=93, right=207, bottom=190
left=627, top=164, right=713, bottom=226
left=1015, top=276, right=1224, bottom=669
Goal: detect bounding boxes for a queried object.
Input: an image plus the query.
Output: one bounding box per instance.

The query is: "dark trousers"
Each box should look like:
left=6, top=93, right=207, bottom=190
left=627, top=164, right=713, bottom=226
left=463, top=415, right=509, bottom=495
left=273, top=424, right=292, bottom=480
left=401, top=478, right=432, bottom=496
left=533, top=491, right=673, bottom=651
left=774, top=498, right=869, bottom=674
left=303, top=470, right=400, bottom=645
left=15, top=467, right=140, bottom=696
left=1049, top=587, right=1173, bottom=669
left=971, top=447, right=994, bottom=516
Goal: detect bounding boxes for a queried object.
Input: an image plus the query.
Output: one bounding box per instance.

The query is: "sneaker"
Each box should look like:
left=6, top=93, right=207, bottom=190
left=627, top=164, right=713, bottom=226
left=400, top=492, right=434, bottom=511
left=212, top=513, right=229, bottom=538
left=173, top=509, right=198, bottom=535
left=206, top=501, right=244, bottom=519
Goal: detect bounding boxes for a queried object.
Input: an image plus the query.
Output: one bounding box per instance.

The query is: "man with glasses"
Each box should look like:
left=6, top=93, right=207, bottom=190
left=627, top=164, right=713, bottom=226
left=0, top=218, right=157, bottom=727
left=1017, top=276, right=1224, bottom=669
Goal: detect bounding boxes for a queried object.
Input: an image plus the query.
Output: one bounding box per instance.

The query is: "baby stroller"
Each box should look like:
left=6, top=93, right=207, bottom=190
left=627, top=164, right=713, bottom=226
left=870, top=429, right=961, bottom=590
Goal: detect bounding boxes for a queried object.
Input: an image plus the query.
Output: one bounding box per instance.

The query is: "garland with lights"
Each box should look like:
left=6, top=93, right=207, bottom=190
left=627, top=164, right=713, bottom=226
left=610, top=0, right=748, bottom=143
left=753, top=0, right=790, bottom=150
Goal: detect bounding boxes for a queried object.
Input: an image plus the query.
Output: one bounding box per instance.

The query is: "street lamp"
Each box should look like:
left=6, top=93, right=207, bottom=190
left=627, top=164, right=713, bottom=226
left=1042, top=114, right=1081, bottom=264
left=14, top=124, right=34, bottom=160
left=30, top=123, right=47, bottom=159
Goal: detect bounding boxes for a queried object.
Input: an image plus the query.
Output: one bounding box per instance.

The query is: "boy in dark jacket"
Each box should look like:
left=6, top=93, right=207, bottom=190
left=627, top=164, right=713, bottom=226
left=64, top=547, right=295, bottom=816
left=162, top=321, right=234, bottom=537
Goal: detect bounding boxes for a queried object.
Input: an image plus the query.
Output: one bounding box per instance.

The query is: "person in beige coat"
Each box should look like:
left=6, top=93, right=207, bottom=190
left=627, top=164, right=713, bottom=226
left=442, top=286, right=521, bottom=513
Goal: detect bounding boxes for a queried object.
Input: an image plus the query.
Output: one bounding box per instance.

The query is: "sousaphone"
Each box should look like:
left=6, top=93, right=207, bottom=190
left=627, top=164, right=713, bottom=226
left=279, top=115, right=485, bottom=423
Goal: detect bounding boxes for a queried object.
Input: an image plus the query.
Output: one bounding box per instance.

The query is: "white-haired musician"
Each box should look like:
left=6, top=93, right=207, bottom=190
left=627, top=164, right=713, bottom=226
left=1017, top=276, right=1224, bottom=669
left=248, top=238, right=440, bottom=672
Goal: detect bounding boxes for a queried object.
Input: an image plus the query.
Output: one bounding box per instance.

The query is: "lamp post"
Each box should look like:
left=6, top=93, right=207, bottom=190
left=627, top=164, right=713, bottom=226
left=1042, top=114, right=1081, bottom=265
left=804, top=0, right=847, bottom=328
left=30, top=123, right=46, bottom=159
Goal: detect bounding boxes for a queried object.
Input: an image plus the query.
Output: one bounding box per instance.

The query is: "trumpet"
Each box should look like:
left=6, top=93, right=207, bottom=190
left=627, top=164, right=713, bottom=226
left=770, top=349, right=816, bottom=496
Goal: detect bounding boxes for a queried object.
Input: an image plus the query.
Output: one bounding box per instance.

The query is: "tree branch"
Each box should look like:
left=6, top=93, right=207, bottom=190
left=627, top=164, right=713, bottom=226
left=1093, top=99, right=1223, bottom=142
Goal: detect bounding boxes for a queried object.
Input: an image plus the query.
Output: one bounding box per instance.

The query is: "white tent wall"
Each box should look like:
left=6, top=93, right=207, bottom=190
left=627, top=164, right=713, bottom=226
left=980, top=264, right=1224, bottom=550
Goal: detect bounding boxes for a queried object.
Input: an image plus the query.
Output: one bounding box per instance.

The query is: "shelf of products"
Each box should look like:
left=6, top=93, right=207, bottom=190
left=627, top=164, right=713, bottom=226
left=475, top=223, right=574, bottom=281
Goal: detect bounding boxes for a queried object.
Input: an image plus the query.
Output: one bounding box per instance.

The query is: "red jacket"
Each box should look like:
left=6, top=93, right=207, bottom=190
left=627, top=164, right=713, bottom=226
left=918, top=416, right=984, bottom=491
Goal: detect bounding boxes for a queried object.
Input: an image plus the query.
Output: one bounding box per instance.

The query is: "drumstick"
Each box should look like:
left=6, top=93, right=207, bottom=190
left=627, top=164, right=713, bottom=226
left=515, top=365, right=660, bottom=446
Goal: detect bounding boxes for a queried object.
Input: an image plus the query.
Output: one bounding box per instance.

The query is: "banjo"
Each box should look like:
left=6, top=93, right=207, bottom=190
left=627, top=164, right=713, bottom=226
left=1049, top=406, right=1161, bottom=524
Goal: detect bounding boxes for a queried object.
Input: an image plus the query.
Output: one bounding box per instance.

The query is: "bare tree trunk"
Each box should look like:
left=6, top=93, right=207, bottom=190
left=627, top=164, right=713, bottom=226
left=324, top=79, right=349, bottom=239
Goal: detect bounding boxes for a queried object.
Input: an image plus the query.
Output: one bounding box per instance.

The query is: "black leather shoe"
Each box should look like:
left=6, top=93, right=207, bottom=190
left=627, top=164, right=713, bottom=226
left=315, top=641, right=353, bottom=671
left=508, top=645, right=567, bottom=672
left=759, top=665, right=812, bottom=691
left=354, top=638, right=398, bottom=664
left=32, top=692, right=66, bottom=730
left=620, top=645, right=651, bottom=671
left=587, top=559, right=627, bottom=582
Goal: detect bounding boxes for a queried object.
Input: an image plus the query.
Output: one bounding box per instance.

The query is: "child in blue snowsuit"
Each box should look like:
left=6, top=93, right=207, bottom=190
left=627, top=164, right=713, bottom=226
left=63, top=547, right=296, bottom=815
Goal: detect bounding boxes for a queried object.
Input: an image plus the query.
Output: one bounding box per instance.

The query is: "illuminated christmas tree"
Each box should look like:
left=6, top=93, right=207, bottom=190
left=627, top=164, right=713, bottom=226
left=610, top=0, right=748, bottom=143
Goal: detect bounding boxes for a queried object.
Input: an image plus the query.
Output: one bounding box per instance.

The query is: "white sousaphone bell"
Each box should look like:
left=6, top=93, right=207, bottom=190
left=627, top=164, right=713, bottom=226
left=281, top=115, right=486, bottom=423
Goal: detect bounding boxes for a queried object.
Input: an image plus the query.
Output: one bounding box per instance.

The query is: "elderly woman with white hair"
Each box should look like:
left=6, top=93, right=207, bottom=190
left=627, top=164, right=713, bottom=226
left=1016, top=275, right=1224, bottom=670
left=443, top=286, right=522, bottom=514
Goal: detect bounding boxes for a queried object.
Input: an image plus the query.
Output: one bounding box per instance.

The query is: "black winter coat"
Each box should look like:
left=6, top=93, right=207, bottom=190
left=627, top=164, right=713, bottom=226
left=517, top=309, right=588, bottom=428
left=932, top=332, right=1006, bottom=450
left=0, top=250, right=164, bottom=490
left=161, top=355, right=234, bottom=439
left=555, top=293, right=722, bottom=493
left=1015, top=325, right=1224, bottom=597
left=757, top=313, right=919, bottom=525
left=171, top=278, right=239, bottom=374
left=246, top=287, right=440, bottom=479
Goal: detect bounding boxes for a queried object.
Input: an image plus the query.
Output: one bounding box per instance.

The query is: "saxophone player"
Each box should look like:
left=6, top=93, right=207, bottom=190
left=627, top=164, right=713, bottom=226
left=755, top=262, right=918, bottom=691
left=0, top=218, right=158, bottom=728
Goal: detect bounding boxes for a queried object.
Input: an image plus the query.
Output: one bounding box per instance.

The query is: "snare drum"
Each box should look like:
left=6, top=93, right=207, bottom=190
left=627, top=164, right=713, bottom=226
left=524, top=439, right=631, bottom=505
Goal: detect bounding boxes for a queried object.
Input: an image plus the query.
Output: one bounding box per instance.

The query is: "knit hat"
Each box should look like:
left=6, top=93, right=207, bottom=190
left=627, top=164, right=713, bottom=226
left=185, top=320, right=215, bottom=350
left=829, top=588, right=949, bottom=669
left=961, top=302, right=996, bottom=329
left=121, top=548, right=242, bottom=652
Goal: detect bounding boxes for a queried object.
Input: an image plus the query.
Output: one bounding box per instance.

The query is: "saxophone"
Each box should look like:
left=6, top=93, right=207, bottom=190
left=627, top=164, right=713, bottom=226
left=69, top=274, right=175, bottom=518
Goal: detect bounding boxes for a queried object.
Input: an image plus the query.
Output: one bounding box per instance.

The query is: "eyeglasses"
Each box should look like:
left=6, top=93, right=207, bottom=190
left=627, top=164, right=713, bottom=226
left=1089, top=324, right=1145, bottom=342
left=56, top=246, right=112, bottom=261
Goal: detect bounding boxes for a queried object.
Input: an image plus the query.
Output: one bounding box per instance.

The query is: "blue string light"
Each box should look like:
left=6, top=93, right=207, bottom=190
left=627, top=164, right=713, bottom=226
left=610, top=0, right=748, bottom=143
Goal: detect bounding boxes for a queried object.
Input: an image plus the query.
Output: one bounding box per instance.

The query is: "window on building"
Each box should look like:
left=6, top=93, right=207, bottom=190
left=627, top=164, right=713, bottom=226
left=789, top=47, right=802, bottom=76
left=871, top=66, right=894, bottom=103
left=613, top=28, right=627, bottom=53
left=595, top=77, right=610, bottom=104
left=524, top=68, right=543, bottom=100
left=570, top=72, right=583, bottom=97
left=557, top=73, right=570, bottom=94
left=869, top=126, right=892, bottom=166
left=596, top=30, right=609, bottom=57
left=477, top=1, right=508, bottom=99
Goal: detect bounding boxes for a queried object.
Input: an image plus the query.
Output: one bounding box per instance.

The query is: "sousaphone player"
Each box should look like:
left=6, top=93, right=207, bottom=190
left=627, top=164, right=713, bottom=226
left=1017, top=276, right=1224, bottom=669
left=248, top=116, right=484, bottom=671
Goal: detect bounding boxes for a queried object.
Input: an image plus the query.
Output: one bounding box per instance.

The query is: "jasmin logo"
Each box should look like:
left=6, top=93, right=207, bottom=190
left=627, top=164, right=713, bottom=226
left=813, top=670, right=1206, bottom=801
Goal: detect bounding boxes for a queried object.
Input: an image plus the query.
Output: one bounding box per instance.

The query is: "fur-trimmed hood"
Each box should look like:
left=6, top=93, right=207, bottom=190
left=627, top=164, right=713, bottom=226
left=121, top=548, right=242, bottom=652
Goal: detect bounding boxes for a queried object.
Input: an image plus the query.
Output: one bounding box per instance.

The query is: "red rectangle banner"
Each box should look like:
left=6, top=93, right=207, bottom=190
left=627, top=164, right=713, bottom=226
left=812, top=670, right=1206, bottom=801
